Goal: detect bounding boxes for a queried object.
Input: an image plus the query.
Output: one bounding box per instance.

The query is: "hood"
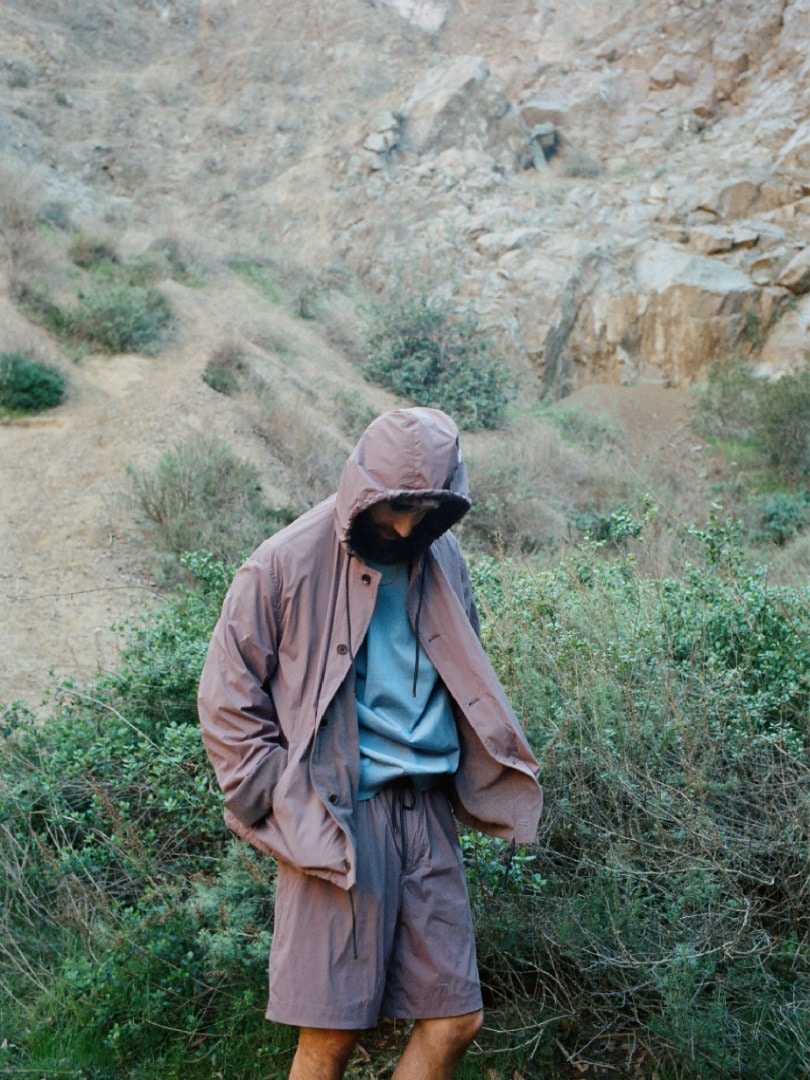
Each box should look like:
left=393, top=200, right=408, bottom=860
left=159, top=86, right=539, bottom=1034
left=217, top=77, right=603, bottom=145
left=335, top=407, right=472, bottom=556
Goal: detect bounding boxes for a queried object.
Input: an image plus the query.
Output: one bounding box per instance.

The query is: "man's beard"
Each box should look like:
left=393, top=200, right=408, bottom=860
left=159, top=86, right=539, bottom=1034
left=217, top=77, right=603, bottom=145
left=350, top=511, right=423, bottom=564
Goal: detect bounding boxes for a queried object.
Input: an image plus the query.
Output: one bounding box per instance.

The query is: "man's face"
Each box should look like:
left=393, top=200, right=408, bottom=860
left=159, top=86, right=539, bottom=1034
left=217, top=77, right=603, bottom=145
left=367, top=500, right=431, bottom=542
left=352, top=498, right=439, bottom=561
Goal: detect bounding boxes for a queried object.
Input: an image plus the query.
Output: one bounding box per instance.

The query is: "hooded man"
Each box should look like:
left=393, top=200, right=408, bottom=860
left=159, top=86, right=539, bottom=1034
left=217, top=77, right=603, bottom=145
left=198, top=407, right=542, bottom=1079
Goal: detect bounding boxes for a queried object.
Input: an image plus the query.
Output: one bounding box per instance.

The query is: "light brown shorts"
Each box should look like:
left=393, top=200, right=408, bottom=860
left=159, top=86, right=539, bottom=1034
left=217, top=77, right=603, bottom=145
left=266, top=781, right=483, bottom=1030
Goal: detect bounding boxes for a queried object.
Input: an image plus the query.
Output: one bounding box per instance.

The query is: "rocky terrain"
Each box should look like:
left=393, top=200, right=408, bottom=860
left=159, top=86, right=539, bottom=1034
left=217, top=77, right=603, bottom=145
left=1, top=0, right=809, bottom=705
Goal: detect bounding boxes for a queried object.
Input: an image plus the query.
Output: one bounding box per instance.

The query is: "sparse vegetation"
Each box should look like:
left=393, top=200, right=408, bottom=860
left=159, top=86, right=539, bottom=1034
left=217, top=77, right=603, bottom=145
left=126, top=435, right=292, bottom=582
left=696, top=360, right=810, bottom=484
left=0, top=351, right=66, bottom=415
left=695, top=360, right=810, bottom=549
left=228, top=257, right=284, bottom=303
left=361, top=287, right=511, bottom=430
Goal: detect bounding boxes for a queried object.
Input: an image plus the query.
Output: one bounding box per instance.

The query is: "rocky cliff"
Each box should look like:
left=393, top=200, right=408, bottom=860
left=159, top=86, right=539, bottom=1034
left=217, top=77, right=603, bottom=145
left=2, top=0, right=809, bottom=396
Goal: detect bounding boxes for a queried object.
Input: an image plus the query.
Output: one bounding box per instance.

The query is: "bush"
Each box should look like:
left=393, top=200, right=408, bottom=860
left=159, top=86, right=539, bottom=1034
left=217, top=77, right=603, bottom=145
left=696, top=361, right=810, bottom=484
left=202, top=341, right=248, bottom=397
left=126, top=436, right=292, bottom=581
left=752, top=365, right=810, bottom=483
left=3, top=516, right=808, bottom=1078
left=69, top=282, right=172, bottom=354
left=0, top=351, right=66, bottom=414
left=361, top=288, right=511, bottom=430
left=469, top=515, right=810, bottom=1077
left=753, top=491, right=809, bottom=547
left=0, top=558, right=288, bottom=1077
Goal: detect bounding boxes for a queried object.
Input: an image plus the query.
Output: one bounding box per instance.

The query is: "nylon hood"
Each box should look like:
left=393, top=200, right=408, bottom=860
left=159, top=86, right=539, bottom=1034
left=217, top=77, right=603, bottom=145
left=335, top=407, right=472, bottom=555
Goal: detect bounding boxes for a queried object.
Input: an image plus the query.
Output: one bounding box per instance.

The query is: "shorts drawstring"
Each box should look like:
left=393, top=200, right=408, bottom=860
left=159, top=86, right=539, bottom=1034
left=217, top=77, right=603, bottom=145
left=348, top=887, right=358, bottom=960
left=391, top=778, right=416, bottom=871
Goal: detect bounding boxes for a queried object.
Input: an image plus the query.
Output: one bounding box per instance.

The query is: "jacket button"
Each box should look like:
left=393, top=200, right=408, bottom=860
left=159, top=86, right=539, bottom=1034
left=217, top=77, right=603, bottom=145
left=337, top=644, right=348, bottom=655
left=361, top=573, right=371, bottom=584
left=328, top=793, right=338, bottom=803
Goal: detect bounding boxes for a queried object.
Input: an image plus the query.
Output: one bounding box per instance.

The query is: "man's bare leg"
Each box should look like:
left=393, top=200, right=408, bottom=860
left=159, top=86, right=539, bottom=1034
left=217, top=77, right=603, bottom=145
left=289, top=1027, right=360, bottom=1080
left=392, top=1010, right=484, bottom=1080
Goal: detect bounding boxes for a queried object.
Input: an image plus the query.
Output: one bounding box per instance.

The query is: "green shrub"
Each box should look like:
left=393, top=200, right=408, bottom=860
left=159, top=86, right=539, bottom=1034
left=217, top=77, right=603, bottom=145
left=696, top=361, right=810, bottom=484
left=752, top=365, right=810, bottom=483
left=572, top=504, right=645, bottom=545
left=3, top=514, right=809, bottom=1079
left=695, top=360, right=761, bottom=445
left=468, top=517, right=810, bottom=1076
left=361, top=289, right=511, bottom=430
left=0, top=351, right=66, bottom=414
left=202, top=341, right=248, bottom=396
left=69, top=281, right=172, bottom=353
left=0, top=558, right=289, bottom=1077
left=753, top=491, right=809, bottom=546
left=126, top=435, right=292, bottom=582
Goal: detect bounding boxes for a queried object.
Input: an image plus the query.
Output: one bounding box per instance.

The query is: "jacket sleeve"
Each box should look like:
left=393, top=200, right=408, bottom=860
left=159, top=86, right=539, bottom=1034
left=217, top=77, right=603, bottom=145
left=197, top=556, right=288, bottom=828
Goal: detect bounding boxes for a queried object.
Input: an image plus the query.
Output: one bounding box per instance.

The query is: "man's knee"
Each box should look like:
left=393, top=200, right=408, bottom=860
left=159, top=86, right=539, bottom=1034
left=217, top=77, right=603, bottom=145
left=415, top=1009, right=484, bottom=1054
left=290, top=1026, right=361, bottom=1078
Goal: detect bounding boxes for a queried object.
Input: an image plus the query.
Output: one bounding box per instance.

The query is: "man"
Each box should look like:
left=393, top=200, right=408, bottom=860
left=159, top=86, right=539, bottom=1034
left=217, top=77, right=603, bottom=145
left=198, top=406, right=543, bottom=1079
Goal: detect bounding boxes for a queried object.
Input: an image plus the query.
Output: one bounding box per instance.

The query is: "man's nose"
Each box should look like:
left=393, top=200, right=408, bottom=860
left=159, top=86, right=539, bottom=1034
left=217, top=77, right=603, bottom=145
left=392, top=513, right=420, bottom=537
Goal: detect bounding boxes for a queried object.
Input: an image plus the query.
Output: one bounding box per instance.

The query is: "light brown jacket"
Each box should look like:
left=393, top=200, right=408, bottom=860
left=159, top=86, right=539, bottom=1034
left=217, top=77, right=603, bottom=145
left=198, top=408, right=542, bottom=889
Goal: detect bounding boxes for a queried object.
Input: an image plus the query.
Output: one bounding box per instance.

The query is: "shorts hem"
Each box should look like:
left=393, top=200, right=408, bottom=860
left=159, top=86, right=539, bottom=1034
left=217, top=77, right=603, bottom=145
left=267, top=990, right=483, bottom=1030
left=382, top=991, right=484, bottom=1022
left=266, top=1007, right=379, bottom=1031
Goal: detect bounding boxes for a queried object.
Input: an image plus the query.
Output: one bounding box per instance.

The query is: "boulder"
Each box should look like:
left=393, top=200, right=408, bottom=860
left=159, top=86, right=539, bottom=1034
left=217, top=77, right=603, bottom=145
left=400, top=56, right=529, bottom=169
left=711, top=34, right=750, bottom=100
left=538, top=243, right=768, bottom=392
left=380, top=0, right=455, bottom=32
left=776, top=247, right=810, bottom=294
left=689, top=225, right=734, bottom=254
left=758, top=293, right=810, bottom=377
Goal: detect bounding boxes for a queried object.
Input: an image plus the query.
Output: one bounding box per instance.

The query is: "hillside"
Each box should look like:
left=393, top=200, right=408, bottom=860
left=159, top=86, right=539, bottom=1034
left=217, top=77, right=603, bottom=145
left=1, top=0, right=809, bottom=705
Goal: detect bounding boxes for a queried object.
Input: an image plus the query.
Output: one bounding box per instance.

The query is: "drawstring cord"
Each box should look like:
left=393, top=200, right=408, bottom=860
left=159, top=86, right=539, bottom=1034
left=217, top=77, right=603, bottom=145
left=345, top=552, right=354, bottom=661
left=391, top=779, right=416, bottom=871
left=411, top=558, right=426, bottom=697
left=348, top=887, right=358, bottom=960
